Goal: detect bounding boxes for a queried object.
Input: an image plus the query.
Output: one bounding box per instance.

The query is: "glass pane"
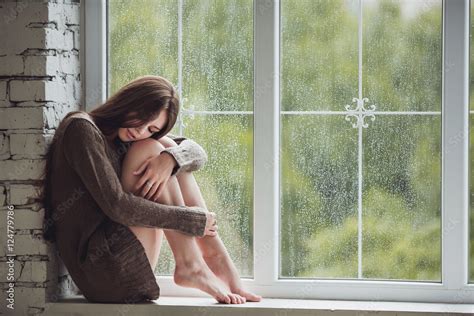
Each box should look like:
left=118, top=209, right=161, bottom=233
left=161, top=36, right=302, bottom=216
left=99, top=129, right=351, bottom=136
left=174, top=114, right=254, bottom=277
left=109, top=0, right=254, bottom=277
left=280, top=115, right=358, bottom=278
left=362, top=115, right=441, bottom=281
left=281, top=0, right=358, bottom=111
left=108, top=0, right=178, bottom=95
left=281, top=0, right=442, bottom=281
left=183, top=0, right=253, bottom=112
left=363, top=0, right=442, bottom=112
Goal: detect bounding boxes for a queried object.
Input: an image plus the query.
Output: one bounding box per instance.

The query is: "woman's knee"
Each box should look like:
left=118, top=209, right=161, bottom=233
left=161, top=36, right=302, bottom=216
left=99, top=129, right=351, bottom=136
left=127, top=138, right=167, bottom=158
left=120, top=138, right=167, bottom=191
left=156, top=135, right=178, bottom=148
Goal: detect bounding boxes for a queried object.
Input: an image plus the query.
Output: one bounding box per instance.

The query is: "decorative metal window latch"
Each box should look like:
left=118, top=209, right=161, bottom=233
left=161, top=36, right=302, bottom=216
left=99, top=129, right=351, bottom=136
left=344, top=97, right=377, bottom=128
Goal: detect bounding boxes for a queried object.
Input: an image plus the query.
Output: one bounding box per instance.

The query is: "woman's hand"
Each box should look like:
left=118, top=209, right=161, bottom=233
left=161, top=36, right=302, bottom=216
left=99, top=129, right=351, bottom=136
left=200, top=211, right=218, bottom=237
left=132, top=152, right=177, bottom=201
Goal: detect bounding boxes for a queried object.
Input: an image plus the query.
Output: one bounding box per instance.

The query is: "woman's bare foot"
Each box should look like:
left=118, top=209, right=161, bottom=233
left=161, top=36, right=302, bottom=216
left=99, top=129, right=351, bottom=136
left=174, top=262, right=247, bottom=304
left=203, top=254, right=262, bottom=302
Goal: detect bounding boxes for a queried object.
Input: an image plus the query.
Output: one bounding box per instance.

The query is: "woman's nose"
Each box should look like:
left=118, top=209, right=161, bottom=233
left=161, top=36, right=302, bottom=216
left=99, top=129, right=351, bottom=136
left=136, top=126, right=145, bottom=135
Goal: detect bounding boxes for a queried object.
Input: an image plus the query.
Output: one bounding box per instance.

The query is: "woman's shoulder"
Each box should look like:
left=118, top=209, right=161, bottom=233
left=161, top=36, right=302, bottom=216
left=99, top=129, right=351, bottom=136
left=62, top=111, right=97, bottom=128
left=59, top=111, right=104, bottom=144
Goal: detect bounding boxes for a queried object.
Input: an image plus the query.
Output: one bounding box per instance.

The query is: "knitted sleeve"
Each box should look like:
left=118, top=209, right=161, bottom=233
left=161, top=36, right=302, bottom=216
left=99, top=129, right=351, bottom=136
left=161, top=133, right=208, bottom=176
left=62, top=118, right=208, bottom=236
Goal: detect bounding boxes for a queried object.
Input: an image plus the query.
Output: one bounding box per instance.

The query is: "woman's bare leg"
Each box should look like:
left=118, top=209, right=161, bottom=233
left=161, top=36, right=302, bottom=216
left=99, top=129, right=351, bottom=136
left=176, top=171, right=262, bottom=302
left=121, top=141, right=165, bottom=270
left=160, top=176, right=244, bottom=304
left=120, top=138, right=245, bottom=304
left=157, top=135, right=261, bottom=302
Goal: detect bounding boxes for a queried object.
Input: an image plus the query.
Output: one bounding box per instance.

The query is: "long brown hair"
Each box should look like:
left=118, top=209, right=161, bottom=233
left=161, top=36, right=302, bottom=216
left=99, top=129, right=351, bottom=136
left=39, top=75, right=180, bottom=242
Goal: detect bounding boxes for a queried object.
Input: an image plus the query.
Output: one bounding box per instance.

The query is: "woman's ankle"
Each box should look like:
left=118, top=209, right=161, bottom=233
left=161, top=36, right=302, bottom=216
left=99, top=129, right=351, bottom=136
left=175, top=257, right=207, bottom=271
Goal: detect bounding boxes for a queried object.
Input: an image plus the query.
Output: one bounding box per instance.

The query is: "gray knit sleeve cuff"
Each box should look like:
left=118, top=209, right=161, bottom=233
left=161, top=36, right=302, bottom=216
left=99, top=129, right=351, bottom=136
left=161, top=139, right=208, bottom=176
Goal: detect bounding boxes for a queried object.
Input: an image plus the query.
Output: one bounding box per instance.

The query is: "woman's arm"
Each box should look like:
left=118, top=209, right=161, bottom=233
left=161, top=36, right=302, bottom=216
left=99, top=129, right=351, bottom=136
left=160, top=133, right=208, bottom=176
left=62, top=118, right=207, bottom=236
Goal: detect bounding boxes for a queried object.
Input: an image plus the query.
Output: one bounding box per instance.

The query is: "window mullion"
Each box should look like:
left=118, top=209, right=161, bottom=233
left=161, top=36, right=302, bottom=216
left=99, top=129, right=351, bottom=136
left=83, top=0, right=107, bottom=110
left=442, top=0, right=470, bottom=291
left=177, top=0, right=185, bottom=136
left=253, top=0, right=280, bottom=286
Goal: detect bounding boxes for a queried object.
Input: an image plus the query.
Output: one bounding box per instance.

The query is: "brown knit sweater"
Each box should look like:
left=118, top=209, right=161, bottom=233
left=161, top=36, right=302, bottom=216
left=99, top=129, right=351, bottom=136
left=49, top=111, right=209, bottom=302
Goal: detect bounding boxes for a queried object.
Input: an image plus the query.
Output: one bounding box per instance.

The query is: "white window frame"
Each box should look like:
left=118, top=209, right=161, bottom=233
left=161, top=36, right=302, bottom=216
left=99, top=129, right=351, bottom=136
left=81, top=0, right=472, bottom=303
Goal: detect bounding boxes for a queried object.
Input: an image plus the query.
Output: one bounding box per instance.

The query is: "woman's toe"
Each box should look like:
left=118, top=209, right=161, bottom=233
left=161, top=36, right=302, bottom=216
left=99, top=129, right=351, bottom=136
left=235, top=294, right=242, bottom=304
left=239, top=289, right=262, bottom=302
left=224, top=294, right=232, bottom=304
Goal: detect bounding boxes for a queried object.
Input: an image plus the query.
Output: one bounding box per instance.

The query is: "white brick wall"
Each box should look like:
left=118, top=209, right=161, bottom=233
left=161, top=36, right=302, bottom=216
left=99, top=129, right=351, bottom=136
left=0, top=260, right=48, bottom=283
left=0, top=159, right=45, bottom=180
left=9, top=184, right=41, bottom=205
left=0, top=186, right=5, bottom=206
left=0, top=134, right=10, bottom=160
left=0, top=107, right=45, bottom=129
left=0, top=0, right=81, bottom=314
left=0, top=81, right=7, bottom=101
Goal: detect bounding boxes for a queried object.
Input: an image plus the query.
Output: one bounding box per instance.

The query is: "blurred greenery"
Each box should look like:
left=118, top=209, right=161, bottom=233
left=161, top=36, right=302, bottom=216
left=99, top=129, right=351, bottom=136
left=107, top=0, right=467, bottom=282
left=281, top=0, right=442, bottom=281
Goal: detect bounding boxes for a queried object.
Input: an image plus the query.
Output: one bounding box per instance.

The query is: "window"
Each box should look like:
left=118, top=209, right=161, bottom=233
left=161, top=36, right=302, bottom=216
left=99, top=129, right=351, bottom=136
left=281, top=0, right=442, bottom=281
left=83, top=0, right=472, bottom=303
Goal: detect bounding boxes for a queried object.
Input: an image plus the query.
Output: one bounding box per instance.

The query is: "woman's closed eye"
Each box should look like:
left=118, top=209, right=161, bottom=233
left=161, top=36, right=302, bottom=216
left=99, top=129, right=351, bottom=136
left=148, top=126, right=161, bottom=133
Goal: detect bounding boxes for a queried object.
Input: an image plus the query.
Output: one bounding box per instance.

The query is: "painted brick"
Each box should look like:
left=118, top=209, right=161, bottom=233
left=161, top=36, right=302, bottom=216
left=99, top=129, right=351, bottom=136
left=0, top=186, right=5, bottom=206
left=10, top=134, right=51, bottom=158
left=0, top=259, right=46, bottom=283
left=66, top=75, right=78, bottom=102
left=0, top=55, right=24, bottom=76
left=0, top=287, right=46, bottom=314
left=0, top=256, right=20, bottom=281
left=15, top=101, right=48, bottom=108
left=4, top=28, right=47, bottom=56
left=71, top=25, right=80, bottom=50
left=9, top=184, right=40, bottom=205
left=24, top=55, right=59, bottom=77
left=59, top=52, right=79, bottom=75
left=10, top=81, right=44, bottom=102
left=30, top=261, right=48, bottom=283
left=9, top=80, right=64, bottom=103
left=0, top=133, right=10, bottom=160
left=44, top=102, right=77, bottom=129
left=64, top=4, right=80, bottom=26
left=14, top=233, right=48, bottom=256
left=0, top=230, right=49, bottom=257
left=0, top=159, right=45, bottom=181
left=0, top=208, right=44, bottom=230
left=0, top=101, right=12, bottom=108
left=45, top=28, right=74, bottom=51
left=0, top=107, right=44, bottom=129
left=3, top=2, right=49, bottom=27
left=0, top=3, right=48, bottom=56
left=48, top=3, right=79, bottom=30
left=0, top=81, right=7, bottom=101
left=0, top=0, right=82, bottom=312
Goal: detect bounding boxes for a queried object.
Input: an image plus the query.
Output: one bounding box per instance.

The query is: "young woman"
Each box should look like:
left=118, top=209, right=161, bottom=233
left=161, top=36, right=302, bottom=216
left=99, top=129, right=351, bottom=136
left=40, top=75, right=262, bottom=304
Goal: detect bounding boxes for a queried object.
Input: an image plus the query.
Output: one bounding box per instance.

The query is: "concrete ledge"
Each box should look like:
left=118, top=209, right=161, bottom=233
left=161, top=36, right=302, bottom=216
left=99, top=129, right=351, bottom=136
left=45, top=295, right=474, bottom=315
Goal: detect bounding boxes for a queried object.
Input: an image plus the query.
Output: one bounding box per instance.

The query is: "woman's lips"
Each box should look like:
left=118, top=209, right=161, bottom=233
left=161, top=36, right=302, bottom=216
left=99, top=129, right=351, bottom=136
left=127, top=130, right=135, bottom=140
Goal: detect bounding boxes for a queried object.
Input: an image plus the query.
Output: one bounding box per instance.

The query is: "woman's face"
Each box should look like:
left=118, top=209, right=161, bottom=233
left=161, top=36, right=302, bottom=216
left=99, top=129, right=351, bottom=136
left=118, top=109, right=168, bottom=142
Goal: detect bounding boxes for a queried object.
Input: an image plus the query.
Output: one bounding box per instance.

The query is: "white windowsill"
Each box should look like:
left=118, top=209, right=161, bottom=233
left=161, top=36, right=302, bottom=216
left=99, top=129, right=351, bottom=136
left=45, top=295, right=474, bottom=315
